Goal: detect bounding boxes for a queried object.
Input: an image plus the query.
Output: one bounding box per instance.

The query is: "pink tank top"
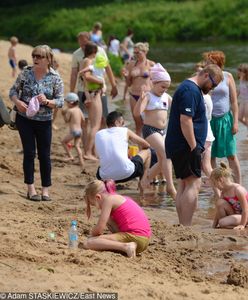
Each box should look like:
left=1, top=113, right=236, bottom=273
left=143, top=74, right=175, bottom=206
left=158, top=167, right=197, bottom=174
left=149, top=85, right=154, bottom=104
left=110, top=196, right=151, bottom=237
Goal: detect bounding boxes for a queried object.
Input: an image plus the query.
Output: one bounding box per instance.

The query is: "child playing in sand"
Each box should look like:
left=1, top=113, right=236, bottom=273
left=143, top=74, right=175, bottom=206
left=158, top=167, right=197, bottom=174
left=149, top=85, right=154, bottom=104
left=8, top=36, right=18, bottom=77
left=133, top=63, right=176, bottom=199
left=237, top=63, right=248, bottom=134
left=81, top=179, right=151, bottom=258
left=210, top=162, right=248, bottom=230
left=61, top=93, right=85, bottom=171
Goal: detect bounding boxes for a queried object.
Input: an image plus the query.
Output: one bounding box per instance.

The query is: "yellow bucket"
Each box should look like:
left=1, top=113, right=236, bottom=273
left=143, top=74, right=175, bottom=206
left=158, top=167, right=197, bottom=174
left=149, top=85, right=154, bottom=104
left=128, top=145, right=139, bottom=158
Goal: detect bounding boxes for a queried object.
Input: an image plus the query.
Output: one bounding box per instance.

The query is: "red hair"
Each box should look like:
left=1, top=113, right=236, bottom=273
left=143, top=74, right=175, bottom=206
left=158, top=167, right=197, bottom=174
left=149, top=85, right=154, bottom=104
left=202, top=51, right=226, bottom=69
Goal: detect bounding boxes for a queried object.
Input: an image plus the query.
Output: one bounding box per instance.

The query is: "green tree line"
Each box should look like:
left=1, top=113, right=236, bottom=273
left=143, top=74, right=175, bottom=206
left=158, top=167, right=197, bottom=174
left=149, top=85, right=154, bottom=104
left=1, top=0, right=247, bottom=50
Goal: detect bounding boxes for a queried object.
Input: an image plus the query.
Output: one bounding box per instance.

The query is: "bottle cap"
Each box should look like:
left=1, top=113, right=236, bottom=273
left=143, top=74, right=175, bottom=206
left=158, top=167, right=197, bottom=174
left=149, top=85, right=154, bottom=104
left=48, top=232, right=56, bottom=240
left=71, top=220, right=77, bottom=226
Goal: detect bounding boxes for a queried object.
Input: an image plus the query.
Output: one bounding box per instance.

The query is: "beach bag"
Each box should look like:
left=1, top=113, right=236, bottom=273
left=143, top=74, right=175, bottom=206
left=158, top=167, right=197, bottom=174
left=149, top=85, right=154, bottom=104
left=8, top=66, right=32, bottom=128
left=8, top=107, right=17, bottom=130
left=26, top=96, right=40, bottom=117
left=0, top=96, right=11, bottom=127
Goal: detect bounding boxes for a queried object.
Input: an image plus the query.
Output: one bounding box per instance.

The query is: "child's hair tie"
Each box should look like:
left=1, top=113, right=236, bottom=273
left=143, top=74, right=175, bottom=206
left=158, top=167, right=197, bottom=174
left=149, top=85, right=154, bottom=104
left=104, top=180, right=116, bottom=194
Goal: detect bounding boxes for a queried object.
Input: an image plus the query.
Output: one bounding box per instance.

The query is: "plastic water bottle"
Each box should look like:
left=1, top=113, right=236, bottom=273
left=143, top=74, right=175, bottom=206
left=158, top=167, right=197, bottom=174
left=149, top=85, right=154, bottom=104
left=68, top=220, right=78, bottom=249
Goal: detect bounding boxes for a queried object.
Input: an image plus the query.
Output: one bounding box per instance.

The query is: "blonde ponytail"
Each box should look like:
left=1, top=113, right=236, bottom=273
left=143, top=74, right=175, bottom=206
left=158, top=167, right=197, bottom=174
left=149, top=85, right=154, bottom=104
left=210, top=161, right=233, bottom=182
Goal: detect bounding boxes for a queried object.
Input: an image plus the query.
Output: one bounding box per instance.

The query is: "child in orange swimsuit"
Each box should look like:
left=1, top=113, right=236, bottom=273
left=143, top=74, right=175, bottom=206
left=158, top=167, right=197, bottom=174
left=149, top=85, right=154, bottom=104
left=210, top=162, right=248, bottom=230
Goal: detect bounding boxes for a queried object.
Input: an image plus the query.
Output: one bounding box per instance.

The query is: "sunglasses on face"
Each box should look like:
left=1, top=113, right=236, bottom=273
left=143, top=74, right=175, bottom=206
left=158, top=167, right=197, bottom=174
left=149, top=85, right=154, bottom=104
left=208, top=74, right=218, bottom=89
left=32, top=54, right=46, bottom=60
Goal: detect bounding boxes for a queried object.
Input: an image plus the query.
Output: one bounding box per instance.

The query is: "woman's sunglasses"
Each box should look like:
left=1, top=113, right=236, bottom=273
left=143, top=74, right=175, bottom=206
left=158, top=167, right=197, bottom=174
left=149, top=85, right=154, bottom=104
left=32, top=54, right=45, bottom=60
left=209, top=74, right=218, bottom=88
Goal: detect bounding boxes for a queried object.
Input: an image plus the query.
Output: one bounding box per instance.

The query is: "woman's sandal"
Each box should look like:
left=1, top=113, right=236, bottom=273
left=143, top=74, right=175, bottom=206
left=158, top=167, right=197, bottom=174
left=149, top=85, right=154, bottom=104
left=41, top=195, right=51, bottom=201
left=27, top=193, right=41, bottom=201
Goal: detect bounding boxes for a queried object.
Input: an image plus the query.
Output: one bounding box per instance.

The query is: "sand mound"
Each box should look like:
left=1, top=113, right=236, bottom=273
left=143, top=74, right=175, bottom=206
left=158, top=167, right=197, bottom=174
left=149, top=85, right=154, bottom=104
left=227, top=263, right=248, bottom=288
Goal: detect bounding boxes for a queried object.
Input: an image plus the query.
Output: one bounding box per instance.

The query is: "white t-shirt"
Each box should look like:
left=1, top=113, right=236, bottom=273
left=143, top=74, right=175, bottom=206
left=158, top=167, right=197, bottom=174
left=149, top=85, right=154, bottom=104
left=95, top=127, right=135, bottom=180
left=120, top=36, right=134, bottom=57
left=108, top=39, right=120, bottom=56
left=204, top=94, right=215, bottom=142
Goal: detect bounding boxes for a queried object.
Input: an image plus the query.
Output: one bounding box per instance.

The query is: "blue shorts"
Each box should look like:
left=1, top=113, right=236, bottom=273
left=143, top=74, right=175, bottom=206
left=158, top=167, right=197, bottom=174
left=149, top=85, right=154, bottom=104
left=9, top=59, right=16, bottom=69
left=122, top=53, right=129, bottom=63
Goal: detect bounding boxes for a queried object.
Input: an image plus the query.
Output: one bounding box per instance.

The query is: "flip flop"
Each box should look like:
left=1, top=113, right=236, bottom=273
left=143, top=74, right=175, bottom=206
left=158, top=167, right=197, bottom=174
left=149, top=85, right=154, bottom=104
left=41, top=195, right=51, bottom=201
left=26, top=193, right=41, bottom=201
left=0, top=96, right=11, bottom=127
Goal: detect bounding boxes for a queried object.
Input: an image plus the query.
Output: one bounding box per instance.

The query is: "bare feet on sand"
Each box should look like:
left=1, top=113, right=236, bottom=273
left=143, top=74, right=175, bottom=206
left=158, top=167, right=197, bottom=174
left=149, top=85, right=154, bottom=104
left=138, top=181, right=144, bottom=198
left=125, top=242, right=137, bottom=258
left=140, top=174, right=150, bottom=191
left=52, top=124, right=59, bottom=130
left=64, top=157, right=74, bottom=162
left=166, top=187, right=177, bottom=201
left=83, top=154, right=98, bottom=161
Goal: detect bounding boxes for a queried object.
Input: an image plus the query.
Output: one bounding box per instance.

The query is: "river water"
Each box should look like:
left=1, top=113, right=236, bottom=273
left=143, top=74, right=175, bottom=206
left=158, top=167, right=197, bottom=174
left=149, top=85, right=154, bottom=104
left=113, top=41, right=248, bottom=219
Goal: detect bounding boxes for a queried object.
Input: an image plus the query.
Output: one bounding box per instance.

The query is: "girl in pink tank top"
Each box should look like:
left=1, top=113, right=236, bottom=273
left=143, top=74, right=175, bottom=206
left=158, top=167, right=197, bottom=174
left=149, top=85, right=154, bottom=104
left=81, top=179, right=151, bottom=258
left=210, top=162, right=248, bottom=230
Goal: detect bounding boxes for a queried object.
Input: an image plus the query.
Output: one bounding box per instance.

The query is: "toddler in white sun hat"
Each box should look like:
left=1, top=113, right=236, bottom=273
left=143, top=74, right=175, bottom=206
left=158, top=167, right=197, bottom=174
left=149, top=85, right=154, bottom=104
left=61, top=92, right=85, bottom=171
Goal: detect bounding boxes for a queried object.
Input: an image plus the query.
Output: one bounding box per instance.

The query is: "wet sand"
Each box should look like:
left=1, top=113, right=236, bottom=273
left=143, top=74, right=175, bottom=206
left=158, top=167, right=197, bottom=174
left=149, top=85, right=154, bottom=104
left=0, top=40, right=248, bottom=299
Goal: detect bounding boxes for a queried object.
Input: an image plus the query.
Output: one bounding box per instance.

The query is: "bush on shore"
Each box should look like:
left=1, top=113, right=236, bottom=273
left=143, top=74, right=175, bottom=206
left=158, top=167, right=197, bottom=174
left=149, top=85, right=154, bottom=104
left=0, top=0, right=247, bottom=50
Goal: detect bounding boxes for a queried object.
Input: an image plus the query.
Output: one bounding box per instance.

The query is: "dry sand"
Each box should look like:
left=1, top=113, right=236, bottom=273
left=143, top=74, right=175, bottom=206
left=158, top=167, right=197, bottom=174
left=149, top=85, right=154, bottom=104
left=0, top=40, right=248, bottom=299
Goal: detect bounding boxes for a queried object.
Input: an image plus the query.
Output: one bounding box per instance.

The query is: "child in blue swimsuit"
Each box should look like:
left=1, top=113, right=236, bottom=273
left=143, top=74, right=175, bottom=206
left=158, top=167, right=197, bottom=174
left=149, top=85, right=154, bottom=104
left=8, top=36, right=18, bottom=77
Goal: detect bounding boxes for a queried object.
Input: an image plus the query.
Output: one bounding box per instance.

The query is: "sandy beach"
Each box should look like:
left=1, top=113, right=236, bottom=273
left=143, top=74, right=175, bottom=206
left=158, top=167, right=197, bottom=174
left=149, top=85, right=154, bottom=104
left=0, top=40, right=248, bottom=299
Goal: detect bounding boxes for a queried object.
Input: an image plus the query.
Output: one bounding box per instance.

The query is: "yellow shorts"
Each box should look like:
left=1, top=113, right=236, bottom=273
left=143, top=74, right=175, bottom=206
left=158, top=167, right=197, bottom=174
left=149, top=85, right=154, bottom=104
left=114, top=232, right=150, bottom=253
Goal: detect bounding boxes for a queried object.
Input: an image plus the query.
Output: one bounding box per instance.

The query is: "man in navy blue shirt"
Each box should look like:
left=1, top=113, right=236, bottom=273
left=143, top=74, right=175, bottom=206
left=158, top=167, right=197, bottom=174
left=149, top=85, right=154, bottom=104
left=165, top=64, right=223, bottom=226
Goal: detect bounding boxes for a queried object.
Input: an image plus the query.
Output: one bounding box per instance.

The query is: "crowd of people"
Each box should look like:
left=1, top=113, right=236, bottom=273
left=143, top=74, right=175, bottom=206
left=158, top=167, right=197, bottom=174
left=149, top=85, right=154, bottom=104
left=2, top=23, right=248, bottom=258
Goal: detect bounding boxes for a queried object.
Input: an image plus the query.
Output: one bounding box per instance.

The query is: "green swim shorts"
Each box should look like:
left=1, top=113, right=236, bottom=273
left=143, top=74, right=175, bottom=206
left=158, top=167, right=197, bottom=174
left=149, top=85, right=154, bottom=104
left=210, top=111, right=236, bottom=158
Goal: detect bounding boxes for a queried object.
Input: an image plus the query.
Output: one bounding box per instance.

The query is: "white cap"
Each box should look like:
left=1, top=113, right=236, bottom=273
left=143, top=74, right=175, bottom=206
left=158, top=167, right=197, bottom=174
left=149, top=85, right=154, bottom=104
left=65, top=92, right=79, bottom=103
